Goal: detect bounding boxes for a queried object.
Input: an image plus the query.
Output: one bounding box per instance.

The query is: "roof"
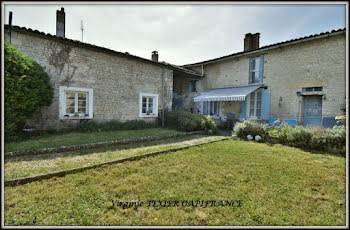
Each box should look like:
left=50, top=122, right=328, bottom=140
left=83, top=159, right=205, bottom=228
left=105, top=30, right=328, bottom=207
left=193, top=84, right=263, bottom=102
left=4, top=24, right=203, bottom=77
left=183, top=28, right=346, bottom=67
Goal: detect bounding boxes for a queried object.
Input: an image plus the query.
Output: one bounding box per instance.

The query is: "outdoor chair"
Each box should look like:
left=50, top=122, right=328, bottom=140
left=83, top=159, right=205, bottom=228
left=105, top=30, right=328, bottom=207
left=285, top=119, right=298, bottom=126
left=226, top=113, right=235, bottom=130
left=268, top=118, right=279, bottom=126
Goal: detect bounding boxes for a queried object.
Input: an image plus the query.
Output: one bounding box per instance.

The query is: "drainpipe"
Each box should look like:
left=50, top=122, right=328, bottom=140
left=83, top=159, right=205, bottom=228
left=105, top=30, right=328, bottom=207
left=297, top=91, right=301, bottom=124
left=8, top=11, right=13, bottom=43
left=201, top=64, right=204, bottom=76
left=162, top=66, right=165, bottom=127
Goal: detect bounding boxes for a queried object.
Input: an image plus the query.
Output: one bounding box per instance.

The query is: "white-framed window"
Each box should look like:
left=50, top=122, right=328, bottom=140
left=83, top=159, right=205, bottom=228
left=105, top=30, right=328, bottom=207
left=249, top=57, right=260, bottom=84
left=139, top=93, right=158, bottom=117
left=59, top=86, right=93, bottom=119
left=249, top=90, right=262, bottom=118
left=202, top=101, right=220, bottom=116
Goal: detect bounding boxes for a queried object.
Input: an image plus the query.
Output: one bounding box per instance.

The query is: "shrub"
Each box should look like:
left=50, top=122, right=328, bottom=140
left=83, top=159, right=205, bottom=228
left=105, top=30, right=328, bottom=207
left=75, top=120, right=158, bottom=132
left=273, top=124, right=345, bottom=151
left=285, top=125, right=312, bottom=148
left=162, top=109, right=217, bottom=132
left=233, top=120, right=268, bottom=140
left=5, top=43, right=54, bottom=139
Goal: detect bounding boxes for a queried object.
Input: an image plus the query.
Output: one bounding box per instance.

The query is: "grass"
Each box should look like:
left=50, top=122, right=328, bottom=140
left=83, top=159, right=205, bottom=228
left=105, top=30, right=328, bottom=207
left=4, top=135, right=226, bottom=180
left=4, top=128, right=181, bottom=152
left=4, top=140, right=346, bottom=226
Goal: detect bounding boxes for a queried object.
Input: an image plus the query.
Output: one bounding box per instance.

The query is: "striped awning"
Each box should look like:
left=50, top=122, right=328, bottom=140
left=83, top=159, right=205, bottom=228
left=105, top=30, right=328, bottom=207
left=193, top=84, right=263, bottom=102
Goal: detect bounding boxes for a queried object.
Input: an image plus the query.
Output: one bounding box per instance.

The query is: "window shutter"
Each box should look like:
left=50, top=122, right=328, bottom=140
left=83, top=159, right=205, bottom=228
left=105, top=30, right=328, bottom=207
left=189, top=81, right=193, bottom=92
left=261, top=89, right=270, bottom=120
left=239, top=99, right=247, bottom=120
left=259, top=55, right=264, bottom=83
left=248, top=59, right=253, bottom=84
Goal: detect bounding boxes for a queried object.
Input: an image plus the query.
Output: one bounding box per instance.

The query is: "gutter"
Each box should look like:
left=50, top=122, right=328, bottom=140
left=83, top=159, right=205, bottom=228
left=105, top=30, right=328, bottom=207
left=183, top=30, right=345, bottom=67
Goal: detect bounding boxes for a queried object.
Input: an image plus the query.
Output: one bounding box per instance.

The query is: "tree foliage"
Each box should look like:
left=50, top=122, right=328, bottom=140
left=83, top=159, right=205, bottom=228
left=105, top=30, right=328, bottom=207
left=5, top=43, right=54, bottom=138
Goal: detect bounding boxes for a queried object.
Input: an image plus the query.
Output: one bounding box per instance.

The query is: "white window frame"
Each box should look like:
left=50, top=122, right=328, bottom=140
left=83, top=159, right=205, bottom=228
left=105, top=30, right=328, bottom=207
left=250, top=57, right=260, bottom=84
left=201, top=101, right=220, bottom=116
left=139, top=93, right=158, bottom=117
left=248, top=90, right=262, bottom=119
left=59, top=86, right=93, bottom=119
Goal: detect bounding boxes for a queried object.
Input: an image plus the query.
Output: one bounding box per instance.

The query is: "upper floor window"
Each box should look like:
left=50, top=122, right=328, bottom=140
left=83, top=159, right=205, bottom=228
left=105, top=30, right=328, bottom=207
left=249, top=55, right=264, bottom=84
left=249, top=57, right=260, bottom=84
left=189, top=80, right=198, bottom=93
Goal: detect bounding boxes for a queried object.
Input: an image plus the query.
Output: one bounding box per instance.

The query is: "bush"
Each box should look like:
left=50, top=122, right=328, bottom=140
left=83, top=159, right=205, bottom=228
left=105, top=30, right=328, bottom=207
left=233, top=120, right=268, bottom=140
left=75, top=120, right=158, bottom=132
left=5, top=43, right=54, bottom=139
left=162, top=109, right=217, bottom=132
left=271, top=123, right=345, bottom=151
left=285, top=125, right=312, bottom=148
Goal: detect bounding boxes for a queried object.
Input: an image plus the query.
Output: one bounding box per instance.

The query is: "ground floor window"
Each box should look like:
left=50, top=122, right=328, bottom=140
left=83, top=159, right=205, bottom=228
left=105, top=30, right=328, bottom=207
left=202, top=101, right=220, bottom=116
left=139, top=93, right=158, bottom=117
left=59, top=86, right=93, bottom=119
left=249, top=90, right=262, bottom=118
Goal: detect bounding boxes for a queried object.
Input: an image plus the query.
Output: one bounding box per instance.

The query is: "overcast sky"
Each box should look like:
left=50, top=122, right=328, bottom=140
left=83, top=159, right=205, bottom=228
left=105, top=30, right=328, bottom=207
left=3, top=3, right=346, bottom=65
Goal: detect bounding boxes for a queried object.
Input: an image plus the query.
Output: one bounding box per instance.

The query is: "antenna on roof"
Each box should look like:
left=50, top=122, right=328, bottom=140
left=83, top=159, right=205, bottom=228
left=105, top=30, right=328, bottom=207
left=81, top=20, right=84, bottom=42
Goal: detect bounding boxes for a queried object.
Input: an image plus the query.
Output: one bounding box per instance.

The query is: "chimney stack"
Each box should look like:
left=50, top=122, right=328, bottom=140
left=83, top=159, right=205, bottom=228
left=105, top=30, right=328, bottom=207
left=152, top=51, right=158, bottom=62
left=56, top=7, right=65, bottom=38
left=244, top=32, right=260, bottom=52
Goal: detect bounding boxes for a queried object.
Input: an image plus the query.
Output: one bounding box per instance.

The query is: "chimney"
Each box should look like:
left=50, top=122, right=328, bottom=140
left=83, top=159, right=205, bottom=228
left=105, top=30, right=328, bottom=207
left=152, top=51, right=158, bottom=62
left=244, top=32, right=260, bottom=52
left=56, top=7, right=65, bottom=38
left=252, top=33, right=260, bottom=50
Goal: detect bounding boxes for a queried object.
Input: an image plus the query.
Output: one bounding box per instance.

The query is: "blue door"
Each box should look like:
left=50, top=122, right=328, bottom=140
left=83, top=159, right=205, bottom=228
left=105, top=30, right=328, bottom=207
left=304, top=96, right=322, bottom=126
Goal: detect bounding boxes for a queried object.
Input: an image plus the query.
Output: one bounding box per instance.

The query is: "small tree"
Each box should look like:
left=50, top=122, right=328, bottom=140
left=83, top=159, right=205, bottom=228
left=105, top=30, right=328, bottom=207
left=4, top=43, right=54, bottom=139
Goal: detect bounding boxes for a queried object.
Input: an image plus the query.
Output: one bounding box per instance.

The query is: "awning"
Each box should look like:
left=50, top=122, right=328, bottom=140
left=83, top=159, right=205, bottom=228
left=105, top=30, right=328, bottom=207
left=193, top=84, right=263, bottom=102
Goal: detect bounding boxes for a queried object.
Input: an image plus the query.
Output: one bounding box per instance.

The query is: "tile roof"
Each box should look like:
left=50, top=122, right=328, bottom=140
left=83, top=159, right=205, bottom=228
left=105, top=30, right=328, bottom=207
left=183, top=28, right=346, bottom=67
left=4, top=24, right=203, bottom=77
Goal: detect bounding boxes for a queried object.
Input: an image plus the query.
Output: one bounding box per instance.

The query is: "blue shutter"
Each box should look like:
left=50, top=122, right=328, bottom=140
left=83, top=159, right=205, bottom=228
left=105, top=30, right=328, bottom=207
left=248, top=59, right=253, bottom=84
left=239, top=99, right=247, bottom=120
left=189, top=81, right=193, bottom=92
left=259, top=55, right=264, bottom=83
left=261, top=89, right=270, bottom=120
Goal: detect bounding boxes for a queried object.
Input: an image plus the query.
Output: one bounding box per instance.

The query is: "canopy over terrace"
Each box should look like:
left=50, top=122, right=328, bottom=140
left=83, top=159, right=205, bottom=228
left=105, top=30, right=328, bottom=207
left=193, top=84, right=264, bottom=102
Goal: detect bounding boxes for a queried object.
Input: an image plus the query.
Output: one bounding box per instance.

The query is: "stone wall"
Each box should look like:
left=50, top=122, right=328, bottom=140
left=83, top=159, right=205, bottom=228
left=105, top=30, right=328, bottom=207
left=187, top=33, right=346, bottom=122
left=5, top=30, right=173, bottom=130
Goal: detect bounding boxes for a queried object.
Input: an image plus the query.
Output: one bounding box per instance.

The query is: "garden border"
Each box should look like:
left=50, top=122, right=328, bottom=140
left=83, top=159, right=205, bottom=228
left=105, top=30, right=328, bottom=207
left=5, top=131, right=204, bottom=158
left=5, top=137, right=229, bottom=187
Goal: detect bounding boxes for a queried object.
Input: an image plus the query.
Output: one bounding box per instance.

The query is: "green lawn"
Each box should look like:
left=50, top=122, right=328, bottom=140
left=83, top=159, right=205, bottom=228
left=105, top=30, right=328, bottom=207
left=4, top=135, right=226, bottom=180
left=4, top=140, right=345, bottom=226
left=5, top=128, right=181, bottom=152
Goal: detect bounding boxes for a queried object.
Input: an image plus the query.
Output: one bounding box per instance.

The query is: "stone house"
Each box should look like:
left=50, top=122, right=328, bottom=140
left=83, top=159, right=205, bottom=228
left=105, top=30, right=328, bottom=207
left=4, top=8, right=346, bottom=130
left=4, top=8, right=202, bottom=130
left=177, top=29, right=346, bottom=127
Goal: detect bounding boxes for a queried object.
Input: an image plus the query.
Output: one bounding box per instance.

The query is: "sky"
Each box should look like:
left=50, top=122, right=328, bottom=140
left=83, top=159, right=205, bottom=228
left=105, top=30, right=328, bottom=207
left=3, top=3, right=347, bottom=65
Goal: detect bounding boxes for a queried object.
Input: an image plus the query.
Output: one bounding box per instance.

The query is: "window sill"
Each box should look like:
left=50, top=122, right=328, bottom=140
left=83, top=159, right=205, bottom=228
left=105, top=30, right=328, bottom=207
left=60, top=116, right=93, bottom=120
left=140, top=114, right=157, bottom=118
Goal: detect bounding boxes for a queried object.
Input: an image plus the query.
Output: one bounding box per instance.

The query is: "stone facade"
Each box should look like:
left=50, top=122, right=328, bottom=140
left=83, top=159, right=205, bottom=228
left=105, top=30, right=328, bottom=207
left=5, top=30, right=173, bottom=130
left=183, top=32, right=346, bottom=123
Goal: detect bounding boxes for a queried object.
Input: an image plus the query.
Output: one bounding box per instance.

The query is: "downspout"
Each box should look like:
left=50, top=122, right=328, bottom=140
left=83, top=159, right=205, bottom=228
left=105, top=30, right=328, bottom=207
left=162, top=66, right=165, bottom=127
left=201, top=64, right=204, bottom=76
left=297, top=91, right=301, bottom=124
